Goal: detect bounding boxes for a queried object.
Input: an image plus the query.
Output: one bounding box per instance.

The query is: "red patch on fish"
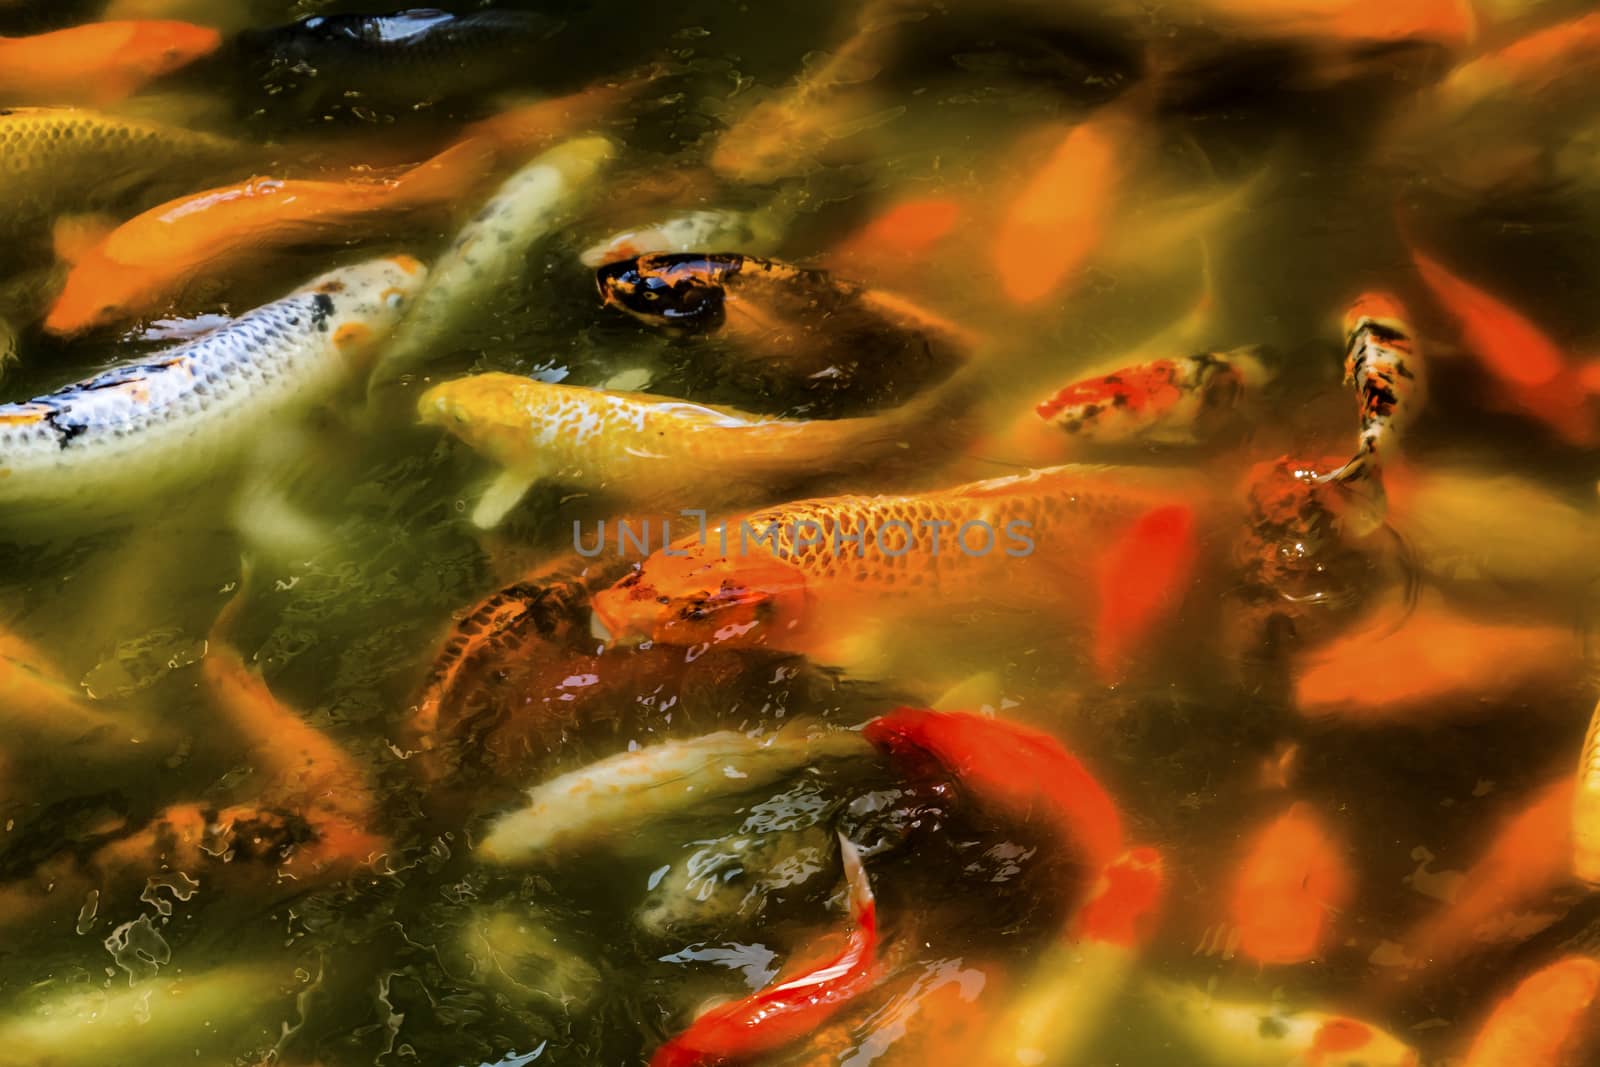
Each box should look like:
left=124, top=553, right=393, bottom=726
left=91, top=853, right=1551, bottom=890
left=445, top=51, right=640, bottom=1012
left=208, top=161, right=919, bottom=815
left=1036, top=360, right=1183, bottom=426
left=864, top=708, right=1124, bottom=871
left=1309, top=1018, right=1372, bottom=1060
left=1093, top=504, right=1196, bottom=682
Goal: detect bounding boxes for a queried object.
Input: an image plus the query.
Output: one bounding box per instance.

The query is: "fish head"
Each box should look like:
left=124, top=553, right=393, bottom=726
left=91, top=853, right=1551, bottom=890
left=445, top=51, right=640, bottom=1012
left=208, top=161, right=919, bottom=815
left=294, top=254, right=428, bottom=361
left=44, top=251, right=163, bottom=336
left=590, top=543, right=809, bottom=650
left=417, top=373, right=534, bottom=465
left=596, top=253, right=741, bottom=331
left=125, top=20, right=223, bottom=79
left=1342, top=292, right=1411, bottom=344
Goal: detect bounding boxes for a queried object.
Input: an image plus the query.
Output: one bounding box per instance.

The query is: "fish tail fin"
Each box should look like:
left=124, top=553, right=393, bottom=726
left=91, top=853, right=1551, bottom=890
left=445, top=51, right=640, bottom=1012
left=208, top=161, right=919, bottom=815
left=390, top=137, right=499, bottom=210
left=1324, top=455, right=1389, bottom=540
left=1092, top=503, right=1198, bottom=683
left=838, top=832, right=877, bottom=939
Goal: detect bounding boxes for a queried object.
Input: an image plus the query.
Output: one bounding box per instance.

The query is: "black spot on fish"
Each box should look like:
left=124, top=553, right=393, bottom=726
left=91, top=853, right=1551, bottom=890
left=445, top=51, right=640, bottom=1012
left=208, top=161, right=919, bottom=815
left=1258, top=1016, right=1289, bottom=1041
left=43, top=410, right=89, bottom=450
left=1363, top=321, right=1410, bottom=345
left=311, top=293, right=334, bottom=332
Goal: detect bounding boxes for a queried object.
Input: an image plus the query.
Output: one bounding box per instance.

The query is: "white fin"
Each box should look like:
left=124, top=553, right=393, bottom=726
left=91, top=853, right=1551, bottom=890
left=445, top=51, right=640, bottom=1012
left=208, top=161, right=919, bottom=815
left=472, top=468, right=541, bottom=529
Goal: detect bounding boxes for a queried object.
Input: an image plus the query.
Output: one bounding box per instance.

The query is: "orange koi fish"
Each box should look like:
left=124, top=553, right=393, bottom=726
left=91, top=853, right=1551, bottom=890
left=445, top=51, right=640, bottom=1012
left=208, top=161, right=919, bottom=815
left=1410, top=246, right=1596, bottom=446
left=1434, top=12, right=1600, bottom=114
left=827, top=196, right=964, bottom=284
left=1573, top=696, right=1600, bottom=886
left=44, top=137, right=492, bottom=334
left=1230, top=803, right=1351, bottom=965
left=992, top=100, right=1145, bottom=306
left=0, top=20, right=219, bottom=107
left=1389, top=777, right=1575, bottom=983
left=1461, top=955, right=1600, bottom=1067
left=1294, top=593, right=1585, bottom=721
left=1094, top=504, right=1197, bottom=682
left=987, top=847, right=1165, bottom=1065
left=649, top=834, right=879, bottom=1067
left=589, top=465, right=1204, bottom=680
left=864, top=708, right=1125, bottom=873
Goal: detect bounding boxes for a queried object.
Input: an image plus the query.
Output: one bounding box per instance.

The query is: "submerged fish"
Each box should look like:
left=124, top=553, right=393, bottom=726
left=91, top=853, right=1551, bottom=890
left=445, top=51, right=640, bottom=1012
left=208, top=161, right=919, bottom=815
left=1229, top=803, right=1351, bottom=965
left=596, top=252, right=973, bottom=414
left=237, top=7, right=564, bottom=116
left=1461, top=955, right=1600, bottom=1067
left=864, top=708, right=1125, bottom=872
left=1410, top=245, right=1596, bottom=446
left=0, top=20, right=219, bottom=107
left=477, top=724, right=875, bottom=863
left=1323, top=293, right=1423, bottom=490
left=1146, top=980, right=1419, bottom=1067
left=418, top=365, right=974, bottom=528
left=370, top=136, right=617, bottom=392
left=637, top=824, right=836, bottom=938
left=580, top=207, right=788, bottom=269
left=3, top=256, right=424, bottom=521
left=589, top=464, right=1203, bottom=680
left=985, top=848, right=1165, bottom=1066
left=649, top=834, right=880, bottom=1067
left=1035, top=347, right=1271, bottom=447
left=1575, top=697, right=1600, bottom=886
left=0, top=107, right=238, bottom=242
left=44, top=140, right=481, bottom=334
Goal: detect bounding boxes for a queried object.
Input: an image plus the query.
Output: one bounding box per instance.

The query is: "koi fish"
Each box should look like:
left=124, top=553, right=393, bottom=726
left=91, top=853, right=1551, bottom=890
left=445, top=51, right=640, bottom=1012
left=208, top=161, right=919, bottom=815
left=589, top=464, right=1203, bottom=680
left=0, top=964, right=292, bottom=1064
left=649, top=834, right=879, bottom=1067
left=1294, top=592, right=1585, bottom=720
left=417, top=365, right=974, bottom=528
left=986, top=847, right=1165, bottom=1065
left=991, top=98, right=1147, bottom=306
left=825, top=195, right=963, bottom=285
left=1094, top=503, right=1198, bottom=682
left=1036, top=348, right=1271, bottom=447
left=580, top=208, right=787, bottom=269
left=237, top=8, right=564, bottom=117
left=1432, top=12, right=1600, bottom=116
left=1388, top=777, right=1575, bottom=983
left=477, top=724, right=875, bottom=864
left=1146, top=980, right=1419, bottom=1067
left=637, top=823, right=837, bottom=938
left=1322, top=293, right=1423, bottom=491
left=863, top=708, right=1124, bottom=871
left=4, top=256, right=424, bottom=522
left=1574, top=697, right=1600, bottom=886
left=0, top=107, right=238, bottom=240
left=0, top=20, right=219, bottom=107
left=1230, top=803, right=1351, bottom=965
left=1410, top=246, right=1596, bottom=446
left=596, top=251, right=975, bottom=412
left=44, top=142, right=474, bottom=334
left=1461, top=955, right=1600, bottom=1067
left=709, top=0, right=912, bottom=183
left=369, top=136, right=616, bottom=392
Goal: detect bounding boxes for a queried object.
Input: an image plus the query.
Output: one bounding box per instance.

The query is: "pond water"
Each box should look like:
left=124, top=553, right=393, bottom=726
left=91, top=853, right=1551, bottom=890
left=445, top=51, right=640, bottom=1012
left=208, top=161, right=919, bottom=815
left=1, top=0, right=1599, bottom=1065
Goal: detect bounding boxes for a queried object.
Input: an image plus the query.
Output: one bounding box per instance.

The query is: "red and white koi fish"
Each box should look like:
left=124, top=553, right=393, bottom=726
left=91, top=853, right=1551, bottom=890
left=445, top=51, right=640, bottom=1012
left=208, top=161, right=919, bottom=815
left=649, top=834, right=880, bottom=1067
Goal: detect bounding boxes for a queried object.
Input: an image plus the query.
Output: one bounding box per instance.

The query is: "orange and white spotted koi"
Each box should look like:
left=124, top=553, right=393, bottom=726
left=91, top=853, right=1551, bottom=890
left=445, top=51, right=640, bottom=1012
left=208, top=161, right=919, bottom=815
left=1036, top=348, right=1271, bottom=448
left=0, top=257, right=423, bottom=521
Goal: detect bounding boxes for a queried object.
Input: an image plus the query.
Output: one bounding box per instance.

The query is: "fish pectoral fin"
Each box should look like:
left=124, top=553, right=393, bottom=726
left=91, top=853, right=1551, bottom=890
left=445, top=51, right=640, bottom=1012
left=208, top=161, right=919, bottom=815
left=471, top=468, right=542, bottom=529
left=51, top=213, right=118, bottom=266
left=931, top=671, right=1003, bottom=714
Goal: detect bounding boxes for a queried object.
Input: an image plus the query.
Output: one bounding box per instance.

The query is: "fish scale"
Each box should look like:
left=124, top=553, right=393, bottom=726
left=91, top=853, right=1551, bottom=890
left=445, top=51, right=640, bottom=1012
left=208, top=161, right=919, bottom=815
left=0, top=107, right=237, bottom=238
left=0, top=255, right=425, bottom=520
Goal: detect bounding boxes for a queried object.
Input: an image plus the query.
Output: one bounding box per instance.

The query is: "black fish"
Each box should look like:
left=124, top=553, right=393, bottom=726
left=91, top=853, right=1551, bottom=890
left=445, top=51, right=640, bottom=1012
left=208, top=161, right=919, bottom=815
left=236, top=8, right=564, bottom=118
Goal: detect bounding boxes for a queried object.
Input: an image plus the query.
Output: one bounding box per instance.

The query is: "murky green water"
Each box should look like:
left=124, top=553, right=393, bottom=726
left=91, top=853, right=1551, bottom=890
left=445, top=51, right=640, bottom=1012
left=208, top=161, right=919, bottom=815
left=3, top=1, right=1600, bottom=1065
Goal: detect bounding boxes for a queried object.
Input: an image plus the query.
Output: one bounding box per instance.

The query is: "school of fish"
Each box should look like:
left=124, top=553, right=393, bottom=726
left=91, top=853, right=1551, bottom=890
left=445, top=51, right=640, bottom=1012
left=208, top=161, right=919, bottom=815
left=1, top=0, right=1600, bottom=1065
